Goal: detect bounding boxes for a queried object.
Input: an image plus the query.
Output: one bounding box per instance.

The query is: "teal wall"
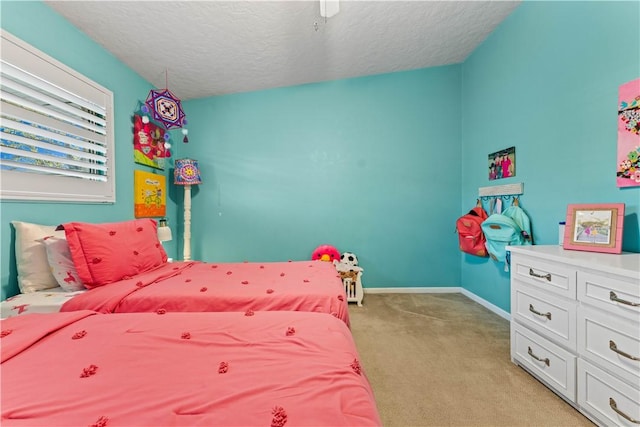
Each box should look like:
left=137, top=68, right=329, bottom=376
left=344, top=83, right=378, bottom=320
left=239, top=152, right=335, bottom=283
left=181, top=68, right=463, bottom=288
left=0, top=2, right=177, bottom=299
left=1, top=1, right=638, bottom=313
left=460, top=1, right=640, bottom=312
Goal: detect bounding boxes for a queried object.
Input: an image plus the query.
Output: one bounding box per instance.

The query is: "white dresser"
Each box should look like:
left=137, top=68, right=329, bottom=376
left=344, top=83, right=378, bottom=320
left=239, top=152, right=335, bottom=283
left=509, top=245, right=640, bottom=426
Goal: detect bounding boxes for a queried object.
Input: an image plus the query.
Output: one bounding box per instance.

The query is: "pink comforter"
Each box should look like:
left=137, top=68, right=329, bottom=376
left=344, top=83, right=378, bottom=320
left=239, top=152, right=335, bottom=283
left=1, top=310, right=381, bottom=426
left=60, top=260, right=350, bottom=325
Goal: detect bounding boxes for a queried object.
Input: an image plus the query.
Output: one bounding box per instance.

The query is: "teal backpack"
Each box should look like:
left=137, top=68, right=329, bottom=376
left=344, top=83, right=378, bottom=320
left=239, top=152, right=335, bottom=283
left=481, top=198, right=532, bottom=270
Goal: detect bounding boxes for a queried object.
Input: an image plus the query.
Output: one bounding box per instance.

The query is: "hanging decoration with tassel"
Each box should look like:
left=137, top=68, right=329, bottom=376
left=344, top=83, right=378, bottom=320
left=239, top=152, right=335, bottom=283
left=145, top=88, right=185, bottom=130
left=143, top=69, right=190, bottom=145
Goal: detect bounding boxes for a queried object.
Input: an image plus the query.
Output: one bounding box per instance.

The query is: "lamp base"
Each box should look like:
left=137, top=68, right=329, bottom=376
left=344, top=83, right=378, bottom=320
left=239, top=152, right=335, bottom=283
left=182, top=184, right=192, bottom=261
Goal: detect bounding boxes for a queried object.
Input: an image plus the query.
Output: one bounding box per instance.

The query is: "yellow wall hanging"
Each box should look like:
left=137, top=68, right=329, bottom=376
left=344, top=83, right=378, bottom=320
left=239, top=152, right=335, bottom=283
left=134, top=169, right=166, bottom=218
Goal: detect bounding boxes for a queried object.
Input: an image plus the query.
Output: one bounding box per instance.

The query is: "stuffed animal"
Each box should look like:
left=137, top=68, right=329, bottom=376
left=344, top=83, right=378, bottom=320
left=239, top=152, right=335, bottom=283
left=311, top=244, right=341, bottom=262
left=340, top=252, right=358, bottom=267
left=333, top=251, right=362, bottom=276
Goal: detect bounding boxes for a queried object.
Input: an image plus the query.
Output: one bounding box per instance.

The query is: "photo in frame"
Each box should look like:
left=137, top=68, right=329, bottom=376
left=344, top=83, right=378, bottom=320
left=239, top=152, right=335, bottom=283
left=488, top=146, right=515, bottom=180
left=563, top=203, right=625, bottom=254
left=134, top=169, right=166, bottom=218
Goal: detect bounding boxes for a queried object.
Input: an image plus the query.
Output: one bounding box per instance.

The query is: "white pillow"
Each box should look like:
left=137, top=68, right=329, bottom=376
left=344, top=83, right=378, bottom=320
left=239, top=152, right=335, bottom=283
left=11, top=221, right=65, bottom=293
left=40, top=236, right=85, bottom=292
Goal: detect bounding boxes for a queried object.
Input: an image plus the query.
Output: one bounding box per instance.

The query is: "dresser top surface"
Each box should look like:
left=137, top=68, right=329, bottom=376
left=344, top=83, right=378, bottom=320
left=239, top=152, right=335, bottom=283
left=508, top=245, right=640, bottom=279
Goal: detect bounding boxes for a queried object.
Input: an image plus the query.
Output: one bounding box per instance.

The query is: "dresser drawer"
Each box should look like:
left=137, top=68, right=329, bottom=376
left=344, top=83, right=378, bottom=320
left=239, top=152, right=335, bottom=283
left=511, top=323, right=576, bottom=402
left=578, top=358, right=640, bottom=427
left=578, top=271, right=640, bottom=324
left=578, top=306, right=640, bottom=386
left=512, top=283, right=577, bottom=350
left=511, top=254, right=576, bottom=299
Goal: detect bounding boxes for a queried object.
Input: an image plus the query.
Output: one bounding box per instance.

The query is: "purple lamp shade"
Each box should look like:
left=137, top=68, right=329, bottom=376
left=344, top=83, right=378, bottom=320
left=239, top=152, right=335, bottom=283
left=174, top=158, right=202, bottom=185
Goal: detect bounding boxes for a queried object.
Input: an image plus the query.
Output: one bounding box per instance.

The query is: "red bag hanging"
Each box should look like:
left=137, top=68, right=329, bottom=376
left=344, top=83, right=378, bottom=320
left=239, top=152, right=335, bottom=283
left=456, top=200, right=489, bottom=257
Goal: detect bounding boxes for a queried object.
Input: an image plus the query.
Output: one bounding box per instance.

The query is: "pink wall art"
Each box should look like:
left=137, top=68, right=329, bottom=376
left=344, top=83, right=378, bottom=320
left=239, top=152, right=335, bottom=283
left=617, top=78, right=640, bottom=187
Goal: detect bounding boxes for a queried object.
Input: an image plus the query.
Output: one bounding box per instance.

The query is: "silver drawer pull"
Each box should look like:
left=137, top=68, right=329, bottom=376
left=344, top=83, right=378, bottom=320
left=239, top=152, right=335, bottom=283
left=610, top=291, right=640, bottom=307
left=529, top=304, right=552, bottom=320
left=527, top=346, right=550, bottom=366
left=609, top=340, right=640, bottom=361
left=528, top=268, right=551, bottom=281
left=609, top=398, right=640, bottom=424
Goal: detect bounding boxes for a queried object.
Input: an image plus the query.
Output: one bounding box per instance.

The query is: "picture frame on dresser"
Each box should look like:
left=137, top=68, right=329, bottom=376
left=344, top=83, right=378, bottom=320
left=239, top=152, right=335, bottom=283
left=563, top=203, right=625, bottom=254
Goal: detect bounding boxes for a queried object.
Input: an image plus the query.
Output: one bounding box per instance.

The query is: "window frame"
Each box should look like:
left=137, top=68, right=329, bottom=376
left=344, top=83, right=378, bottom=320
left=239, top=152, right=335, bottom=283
left=0, top=30, right=115, bottom=203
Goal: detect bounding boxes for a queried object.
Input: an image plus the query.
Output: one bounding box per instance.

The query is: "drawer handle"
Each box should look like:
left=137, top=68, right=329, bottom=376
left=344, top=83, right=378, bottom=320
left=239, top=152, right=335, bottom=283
left=529, top=304, right=552, bottom=320
left=528, top=268, right=551, bottom=281
left=610, top=291, right=640, bottom=307
left=527, top=346, right=549, bottom=366
left=609, top=340, right=640, bottom=361
left=609, top=398, right=640, bottom=424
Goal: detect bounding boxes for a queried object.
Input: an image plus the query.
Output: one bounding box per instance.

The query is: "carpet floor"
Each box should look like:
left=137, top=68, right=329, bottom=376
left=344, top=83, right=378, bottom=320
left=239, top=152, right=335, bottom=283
left=348, top=293, right=594, bottom=427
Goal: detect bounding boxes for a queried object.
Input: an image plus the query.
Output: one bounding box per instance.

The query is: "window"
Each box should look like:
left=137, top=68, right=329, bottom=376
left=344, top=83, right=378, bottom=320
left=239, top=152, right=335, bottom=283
left=0, top=30, right=115, bottom=203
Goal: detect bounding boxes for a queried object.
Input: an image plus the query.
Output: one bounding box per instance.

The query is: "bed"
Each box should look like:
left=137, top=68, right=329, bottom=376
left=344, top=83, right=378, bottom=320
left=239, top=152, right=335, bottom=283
left=1, top=310, right=381, bottom=426
left=59, top=260, right=350, bottom=325
left=6, top=219, right=349, bottom=325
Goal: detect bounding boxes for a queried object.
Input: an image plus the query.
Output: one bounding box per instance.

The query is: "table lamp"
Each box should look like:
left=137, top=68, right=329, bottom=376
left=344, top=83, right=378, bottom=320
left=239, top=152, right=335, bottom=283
left=174, top=158, right=202, bottom=261
left=157, top=218, right=172, bottom=243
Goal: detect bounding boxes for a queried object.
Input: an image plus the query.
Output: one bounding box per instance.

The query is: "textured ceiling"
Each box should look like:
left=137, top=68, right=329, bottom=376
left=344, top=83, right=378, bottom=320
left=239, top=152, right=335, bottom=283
left=45, top=1, right=521, bottom=100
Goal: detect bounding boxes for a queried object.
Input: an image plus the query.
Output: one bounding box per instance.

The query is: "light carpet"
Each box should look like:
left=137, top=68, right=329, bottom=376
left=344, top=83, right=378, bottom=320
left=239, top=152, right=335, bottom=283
left=348, top=293, right=594, bottom=427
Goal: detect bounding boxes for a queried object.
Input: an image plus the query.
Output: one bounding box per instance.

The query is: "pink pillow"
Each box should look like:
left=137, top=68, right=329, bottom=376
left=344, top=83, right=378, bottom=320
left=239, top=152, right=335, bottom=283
left=61, top=219, right=168, bottom=289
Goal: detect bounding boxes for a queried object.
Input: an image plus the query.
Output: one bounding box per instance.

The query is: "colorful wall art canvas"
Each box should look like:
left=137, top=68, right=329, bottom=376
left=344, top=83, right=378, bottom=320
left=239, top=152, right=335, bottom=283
left=133, top=114, right=168, bottom=170
left=134, top=169, right=166, bottom=218
left=617, top=78, right=640, bottom=187
left=488, top=146, right=516, bottom=180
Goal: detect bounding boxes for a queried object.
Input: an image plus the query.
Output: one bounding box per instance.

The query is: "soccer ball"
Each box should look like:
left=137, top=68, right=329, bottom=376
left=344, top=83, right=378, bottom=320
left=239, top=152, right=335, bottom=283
left=340, top=252, right=358, bottom=267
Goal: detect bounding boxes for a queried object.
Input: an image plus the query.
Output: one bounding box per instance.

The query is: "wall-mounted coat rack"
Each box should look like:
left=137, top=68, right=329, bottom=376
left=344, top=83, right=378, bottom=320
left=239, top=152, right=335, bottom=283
left=478, top=182, right=523, bottom=202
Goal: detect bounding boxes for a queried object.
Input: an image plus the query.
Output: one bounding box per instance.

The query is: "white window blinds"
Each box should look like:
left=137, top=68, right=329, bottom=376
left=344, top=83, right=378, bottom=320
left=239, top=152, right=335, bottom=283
left=0, top=30, right=115, bottom=203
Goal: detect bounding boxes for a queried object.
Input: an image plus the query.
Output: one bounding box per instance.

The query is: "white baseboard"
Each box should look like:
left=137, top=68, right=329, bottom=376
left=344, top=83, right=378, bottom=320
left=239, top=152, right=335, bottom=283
left=364, top=287, right=462, bottom=294
left=459, top=288, right=510, bottom=321
left=363, top=286, right=510, bottom=321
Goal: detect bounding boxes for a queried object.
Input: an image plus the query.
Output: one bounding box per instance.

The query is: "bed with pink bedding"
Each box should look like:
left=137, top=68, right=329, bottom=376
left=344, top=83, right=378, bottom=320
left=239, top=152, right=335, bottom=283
left=7, top=220, right=349, bottom=324
left=60, top=260, right=350, bottom=325
left=1, top=310, right=380, bottom=426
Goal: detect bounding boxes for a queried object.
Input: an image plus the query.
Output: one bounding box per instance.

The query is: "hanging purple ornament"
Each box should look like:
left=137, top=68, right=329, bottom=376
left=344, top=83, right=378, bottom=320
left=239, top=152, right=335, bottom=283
left=141, top=105, right=150, bottom=114
left=145, top=88, right=186, bottom=130
left=163, top=132, right=170, bottom=141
